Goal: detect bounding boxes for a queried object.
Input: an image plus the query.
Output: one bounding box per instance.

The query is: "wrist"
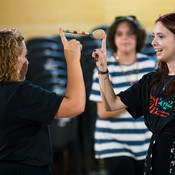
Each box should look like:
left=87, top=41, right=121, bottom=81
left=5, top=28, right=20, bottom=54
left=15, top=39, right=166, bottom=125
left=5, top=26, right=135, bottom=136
left=98, top=69, right=108, bottom=74
left=98, top=72, right=109, bottom=80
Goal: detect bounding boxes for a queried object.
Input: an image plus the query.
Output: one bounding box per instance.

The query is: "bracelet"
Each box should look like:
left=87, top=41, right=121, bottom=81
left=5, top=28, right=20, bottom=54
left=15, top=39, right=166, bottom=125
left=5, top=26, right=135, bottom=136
left=98, top=69, right=108, bottom=74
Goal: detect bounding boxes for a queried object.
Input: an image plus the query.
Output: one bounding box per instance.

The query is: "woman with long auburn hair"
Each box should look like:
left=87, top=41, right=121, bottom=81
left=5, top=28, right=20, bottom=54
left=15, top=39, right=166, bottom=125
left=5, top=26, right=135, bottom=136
left=92, top=13, right=175, bottom=175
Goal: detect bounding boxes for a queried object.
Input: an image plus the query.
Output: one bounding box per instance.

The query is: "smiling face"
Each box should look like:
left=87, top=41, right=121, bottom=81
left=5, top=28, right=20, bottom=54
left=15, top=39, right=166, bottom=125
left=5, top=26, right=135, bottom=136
left=152, top=21, right=175, bottom=63
left=114, top=22, right=137, bottom=54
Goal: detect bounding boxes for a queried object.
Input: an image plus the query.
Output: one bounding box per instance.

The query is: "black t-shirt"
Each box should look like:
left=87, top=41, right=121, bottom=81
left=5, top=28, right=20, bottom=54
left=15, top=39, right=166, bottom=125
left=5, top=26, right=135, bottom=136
left=118, top=72, right=175, bottom=134
left=118, top=73, right=175, bottom=174
left=0, top=80, right=63, bottom=166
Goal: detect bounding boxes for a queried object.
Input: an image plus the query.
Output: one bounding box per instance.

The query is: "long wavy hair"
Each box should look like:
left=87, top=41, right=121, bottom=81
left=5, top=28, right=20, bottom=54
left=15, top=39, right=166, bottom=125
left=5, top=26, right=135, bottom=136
left=107, top=15, right=146, bottom=53
left=0, top=29, right=24, bottom=82
left=151, top=13, right=175, bottom=99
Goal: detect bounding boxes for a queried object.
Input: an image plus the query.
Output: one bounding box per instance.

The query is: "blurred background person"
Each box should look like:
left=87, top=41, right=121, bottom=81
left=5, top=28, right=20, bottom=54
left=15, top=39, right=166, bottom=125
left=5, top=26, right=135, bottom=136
left=89, top=16, right=157, bottom=175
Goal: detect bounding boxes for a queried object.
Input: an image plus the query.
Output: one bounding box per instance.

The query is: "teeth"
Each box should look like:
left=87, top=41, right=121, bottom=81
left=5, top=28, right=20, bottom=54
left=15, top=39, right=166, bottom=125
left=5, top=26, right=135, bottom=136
left=155, top=49, right=163, bottom=52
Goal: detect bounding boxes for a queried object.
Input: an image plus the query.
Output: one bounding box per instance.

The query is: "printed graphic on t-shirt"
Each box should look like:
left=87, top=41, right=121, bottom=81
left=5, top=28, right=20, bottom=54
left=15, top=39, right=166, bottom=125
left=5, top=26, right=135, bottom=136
left=149, top=94, right=173, bottom=118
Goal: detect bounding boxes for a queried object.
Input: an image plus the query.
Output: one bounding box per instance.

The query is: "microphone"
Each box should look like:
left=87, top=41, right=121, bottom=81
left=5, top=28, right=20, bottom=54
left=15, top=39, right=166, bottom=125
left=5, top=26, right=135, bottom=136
left=63, top=29, right=105, bottom=40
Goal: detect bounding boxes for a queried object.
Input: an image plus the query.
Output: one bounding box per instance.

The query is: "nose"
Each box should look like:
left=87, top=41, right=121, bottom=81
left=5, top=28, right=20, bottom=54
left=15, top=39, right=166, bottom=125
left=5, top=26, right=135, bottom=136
left=151, top=36, right=156, bottom=46
left=25, top=58, right=29, bottom=65
left=123, top=33, right=129, bottom=39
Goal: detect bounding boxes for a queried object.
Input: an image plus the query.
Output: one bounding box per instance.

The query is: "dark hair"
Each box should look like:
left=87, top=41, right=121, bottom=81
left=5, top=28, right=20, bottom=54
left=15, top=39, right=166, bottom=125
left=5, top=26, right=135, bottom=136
left=151, top=13, right=175, bottom=99
left=107, top=15, right=146, bottom=52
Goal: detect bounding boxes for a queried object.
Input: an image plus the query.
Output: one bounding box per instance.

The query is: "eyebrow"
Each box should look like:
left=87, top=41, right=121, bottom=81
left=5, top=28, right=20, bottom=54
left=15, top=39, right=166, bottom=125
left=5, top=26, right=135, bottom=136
left=152, top=32, right=164, bottom=35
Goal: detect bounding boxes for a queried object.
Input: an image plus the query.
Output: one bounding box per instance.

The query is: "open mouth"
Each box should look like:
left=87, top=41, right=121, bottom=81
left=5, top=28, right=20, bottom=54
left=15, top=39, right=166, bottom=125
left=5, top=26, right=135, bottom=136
left=155, top=49, right=163, bottom=53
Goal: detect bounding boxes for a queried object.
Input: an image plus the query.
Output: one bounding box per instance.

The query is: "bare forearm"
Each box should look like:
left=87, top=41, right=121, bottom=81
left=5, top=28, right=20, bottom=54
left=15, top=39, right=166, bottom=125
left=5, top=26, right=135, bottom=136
left=65, top=60, right=85, bottom=106
left=98, top=73, right=126, bottom=111
left=97, top=102, right=126, bottom=118
left=55, top=60, right=85, bottom=118
left=92, top=34, right=126, bottom=111
left=55, top=29, right=85, bottom=118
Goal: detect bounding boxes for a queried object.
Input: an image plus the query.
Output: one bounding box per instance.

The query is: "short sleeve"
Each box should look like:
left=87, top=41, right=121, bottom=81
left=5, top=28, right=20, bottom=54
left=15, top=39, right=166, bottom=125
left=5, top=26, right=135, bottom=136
left=118, top=73, right=150, bottom=119
left=17, top=81, right=64, bottom=124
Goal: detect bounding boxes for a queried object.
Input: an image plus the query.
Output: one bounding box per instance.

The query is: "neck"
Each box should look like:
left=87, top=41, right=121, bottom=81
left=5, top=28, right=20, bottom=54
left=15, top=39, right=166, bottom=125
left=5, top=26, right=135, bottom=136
left=167, top=62, right=175, bottom=75
left=114, top=51, right=137, bottom=64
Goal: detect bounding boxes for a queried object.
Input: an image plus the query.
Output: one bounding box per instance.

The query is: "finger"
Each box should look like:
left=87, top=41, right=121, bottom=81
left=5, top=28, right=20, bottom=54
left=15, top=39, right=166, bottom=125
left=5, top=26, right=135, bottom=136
left=92, top=54, right=98, bottom=62
left=92, top=51, right=99, bottom=59
left=59, top=28, right=68, bottom=45
left=94, top=57, right=98, bottom=62
left=101, top=34, right=106, bottom=51
left=92, top=52, right=96, bottom=58
left=80, top=44, right=82, bottom=51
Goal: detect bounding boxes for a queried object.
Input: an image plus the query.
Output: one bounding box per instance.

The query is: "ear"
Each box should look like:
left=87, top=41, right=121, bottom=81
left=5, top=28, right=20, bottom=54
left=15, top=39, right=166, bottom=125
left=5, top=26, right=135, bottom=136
left=16, top=57, right=22, bottom=70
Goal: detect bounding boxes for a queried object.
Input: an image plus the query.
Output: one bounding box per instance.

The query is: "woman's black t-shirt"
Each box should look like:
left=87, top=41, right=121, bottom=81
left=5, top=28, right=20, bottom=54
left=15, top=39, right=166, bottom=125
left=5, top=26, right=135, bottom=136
left=118, top=72, right=175, bottom=174
left=118, top=72, right=175, bottom=133
left=0, top=80, right=63, bottom=167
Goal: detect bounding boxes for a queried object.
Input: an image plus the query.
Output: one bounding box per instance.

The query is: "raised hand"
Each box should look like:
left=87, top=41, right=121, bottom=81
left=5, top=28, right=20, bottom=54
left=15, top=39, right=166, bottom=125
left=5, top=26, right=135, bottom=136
left=59, top=28, right=82, bottom=62
left=56, top=28, right=85, bottom=118
left=92, top=34, right=107, bottom=72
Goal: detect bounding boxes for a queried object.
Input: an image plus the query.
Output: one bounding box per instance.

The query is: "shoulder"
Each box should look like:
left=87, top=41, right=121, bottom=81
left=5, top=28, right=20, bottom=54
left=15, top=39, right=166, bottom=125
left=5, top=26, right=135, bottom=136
left=139, top=71, right=155, bottom=84
left=17, top=80, right=53, bottom=98
left=18, top=80, right=41, bottom=92
left=137, top=53, right=157, bottom=70
left=18, top=80, right=36, bottom=87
